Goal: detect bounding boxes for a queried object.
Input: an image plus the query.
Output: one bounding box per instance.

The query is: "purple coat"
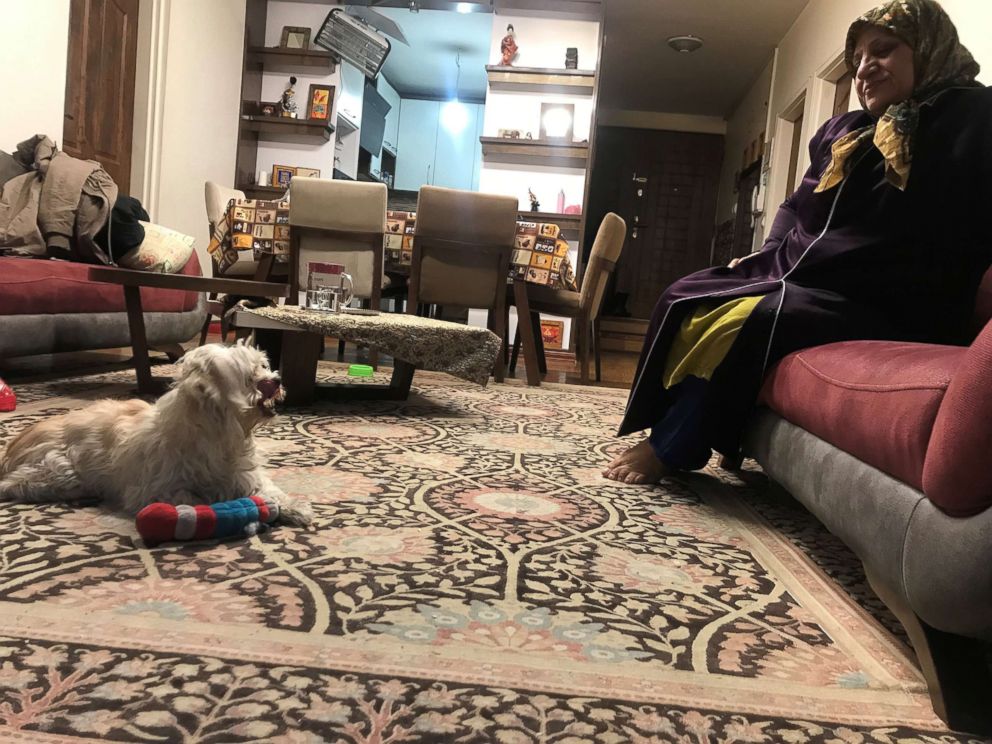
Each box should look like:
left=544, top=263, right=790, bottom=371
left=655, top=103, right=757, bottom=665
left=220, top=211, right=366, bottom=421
left=618, top=86, right=992, bottom=456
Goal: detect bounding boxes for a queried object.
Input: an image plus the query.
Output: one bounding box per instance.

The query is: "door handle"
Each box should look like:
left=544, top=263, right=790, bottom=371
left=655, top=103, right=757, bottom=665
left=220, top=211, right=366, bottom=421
left=632, top=172, right=647, bottom=183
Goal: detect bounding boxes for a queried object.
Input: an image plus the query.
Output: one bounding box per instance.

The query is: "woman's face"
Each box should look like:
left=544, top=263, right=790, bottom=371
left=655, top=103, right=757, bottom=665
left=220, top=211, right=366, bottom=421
left=852, top=26, right=915, bottom=115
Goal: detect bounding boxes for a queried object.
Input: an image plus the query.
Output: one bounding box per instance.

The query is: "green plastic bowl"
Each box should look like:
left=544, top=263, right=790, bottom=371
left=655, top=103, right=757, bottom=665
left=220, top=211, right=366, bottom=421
left=348, top=364, right=375, bottom=378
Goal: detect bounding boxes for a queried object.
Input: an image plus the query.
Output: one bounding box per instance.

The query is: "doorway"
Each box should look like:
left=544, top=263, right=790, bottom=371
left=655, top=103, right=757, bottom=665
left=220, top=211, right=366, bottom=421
left=584, top=126, right=724, bottom=321
left=63, top=0, right=139, bottom=194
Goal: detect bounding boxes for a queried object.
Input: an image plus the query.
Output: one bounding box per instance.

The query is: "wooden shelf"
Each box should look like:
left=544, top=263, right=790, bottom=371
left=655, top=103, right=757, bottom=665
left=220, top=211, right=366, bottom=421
left=480, top=137, right=588, bottom=169
left=486, top=65, right=595, bottom=95
left=517, top=211, right=582, bottom=232
left=238, top=183, right=289, bottom=199
left=247, top=46, right=336, bottom=74
left=242, top=115, right=333, bottom=144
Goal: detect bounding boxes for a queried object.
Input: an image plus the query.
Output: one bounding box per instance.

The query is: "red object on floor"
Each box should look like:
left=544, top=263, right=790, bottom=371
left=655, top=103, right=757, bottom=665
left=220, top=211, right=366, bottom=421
left=0, top=378, right=15, bottom=412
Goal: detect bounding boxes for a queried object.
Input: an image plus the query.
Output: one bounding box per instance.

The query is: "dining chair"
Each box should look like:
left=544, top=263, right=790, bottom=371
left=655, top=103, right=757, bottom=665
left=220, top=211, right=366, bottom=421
left=407, top=186, right=518, bottom=382
left=289, top=176, right=387, bottom=365
left=199, top=182, right=247, bottom=345
left=509, top=212, right=627, bottom=384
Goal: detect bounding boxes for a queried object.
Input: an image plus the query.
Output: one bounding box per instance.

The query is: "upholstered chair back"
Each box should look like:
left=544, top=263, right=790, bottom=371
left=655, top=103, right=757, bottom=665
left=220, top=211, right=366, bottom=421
left=412, top=186, right=518, bottom=308
left=579, top=212, right=627, bottom=320
left=288, top=177, right=387, bottom=300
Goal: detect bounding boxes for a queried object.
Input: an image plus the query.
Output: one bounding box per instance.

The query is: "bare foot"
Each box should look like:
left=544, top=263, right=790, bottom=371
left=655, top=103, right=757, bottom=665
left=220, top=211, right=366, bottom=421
left=602, top=439, right=671, bottom=484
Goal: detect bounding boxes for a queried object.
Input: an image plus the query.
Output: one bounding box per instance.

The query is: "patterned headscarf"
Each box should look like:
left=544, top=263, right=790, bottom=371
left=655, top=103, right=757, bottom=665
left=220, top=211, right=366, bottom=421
left=815, top=0, right=980, bottom=193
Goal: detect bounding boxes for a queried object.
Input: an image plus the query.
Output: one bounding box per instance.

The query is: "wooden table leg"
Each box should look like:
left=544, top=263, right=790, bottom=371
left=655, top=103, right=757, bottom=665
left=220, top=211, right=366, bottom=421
left=529, top=310, right=548, bottom=374
left=390, top=359, right=416, bottom=398
left=513, top=280, right=542, bottom=387
left=280, top=331, right=322, bottom=406
left=123, top=285, right=157, bottom=394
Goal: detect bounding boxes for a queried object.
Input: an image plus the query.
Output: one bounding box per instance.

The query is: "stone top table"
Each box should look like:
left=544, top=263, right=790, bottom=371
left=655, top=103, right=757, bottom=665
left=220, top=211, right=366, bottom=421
left=233, top=305, right=501, bottom=404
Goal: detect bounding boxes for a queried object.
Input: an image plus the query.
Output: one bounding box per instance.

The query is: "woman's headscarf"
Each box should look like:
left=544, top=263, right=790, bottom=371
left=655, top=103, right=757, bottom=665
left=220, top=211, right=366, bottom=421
left=815, top=0, right=980, bottom=193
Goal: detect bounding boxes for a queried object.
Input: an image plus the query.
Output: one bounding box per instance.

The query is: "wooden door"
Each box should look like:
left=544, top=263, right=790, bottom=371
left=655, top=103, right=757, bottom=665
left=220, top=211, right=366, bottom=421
left=63, top=0, right=139, bottom=195
left=585, top=127, right=724, bottom=320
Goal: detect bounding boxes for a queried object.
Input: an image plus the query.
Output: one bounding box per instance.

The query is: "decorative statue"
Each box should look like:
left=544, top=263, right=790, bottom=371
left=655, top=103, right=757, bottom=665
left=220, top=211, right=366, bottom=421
left=528, top=187, right=540, bottom=212
left=279, top=76, right=298, bottom=118
left=500, top=24, right=518, bottom=66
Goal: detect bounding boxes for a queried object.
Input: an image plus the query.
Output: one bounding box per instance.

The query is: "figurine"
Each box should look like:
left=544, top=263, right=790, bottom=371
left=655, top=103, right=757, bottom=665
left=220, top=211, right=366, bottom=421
left=528, top=188, right=540, bottom=212
left=500, top=24, right=518, bottom=66
left=279, top=76, right=298, bottom=118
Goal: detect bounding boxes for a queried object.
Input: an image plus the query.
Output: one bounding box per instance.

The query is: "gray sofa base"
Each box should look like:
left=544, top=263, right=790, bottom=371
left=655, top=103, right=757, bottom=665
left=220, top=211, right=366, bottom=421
left=743, top=408, right=992, bottom=734
left=0, top=296, right=206, bottom=358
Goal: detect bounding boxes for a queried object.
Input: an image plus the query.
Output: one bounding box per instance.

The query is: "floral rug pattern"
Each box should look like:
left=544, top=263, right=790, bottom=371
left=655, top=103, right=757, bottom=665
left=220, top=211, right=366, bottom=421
left=0, top=365, right=983, bottom=742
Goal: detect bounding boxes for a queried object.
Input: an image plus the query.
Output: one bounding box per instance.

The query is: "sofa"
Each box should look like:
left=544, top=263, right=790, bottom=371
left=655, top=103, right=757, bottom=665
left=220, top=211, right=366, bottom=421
left=0, top=253, right=206, bottom=359
left=743, top=269, right=992, bottom=735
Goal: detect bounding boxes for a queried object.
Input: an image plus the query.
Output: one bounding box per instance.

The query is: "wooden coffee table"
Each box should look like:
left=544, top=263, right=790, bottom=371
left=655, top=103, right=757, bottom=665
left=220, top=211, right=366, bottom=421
left=88, top=266, right=290, bottom=394
left=231, top=309, right=417, bottom=405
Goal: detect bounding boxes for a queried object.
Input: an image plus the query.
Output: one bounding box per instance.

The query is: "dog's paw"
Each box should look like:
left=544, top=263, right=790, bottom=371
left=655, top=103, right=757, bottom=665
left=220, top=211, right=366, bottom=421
left=278, top=498, right=314, bottom=527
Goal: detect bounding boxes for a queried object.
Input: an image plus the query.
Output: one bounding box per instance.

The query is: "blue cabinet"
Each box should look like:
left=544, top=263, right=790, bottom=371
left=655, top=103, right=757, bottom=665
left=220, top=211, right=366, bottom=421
left=433, top=102, right=480, bottom=191
left=395, top=100, right=483, bottom=192
left=394, top=99, right=439, bottom=191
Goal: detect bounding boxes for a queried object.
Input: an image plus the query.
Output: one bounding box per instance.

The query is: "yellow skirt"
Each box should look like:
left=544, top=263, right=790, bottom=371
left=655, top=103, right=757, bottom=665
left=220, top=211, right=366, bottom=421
left=663, top=295, right=765, bottom=389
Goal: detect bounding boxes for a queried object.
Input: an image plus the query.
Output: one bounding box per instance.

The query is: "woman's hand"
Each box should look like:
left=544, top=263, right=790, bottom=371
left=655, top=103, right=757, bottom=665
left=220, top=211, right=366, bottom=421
left=728, top=253, right=758, bottom=268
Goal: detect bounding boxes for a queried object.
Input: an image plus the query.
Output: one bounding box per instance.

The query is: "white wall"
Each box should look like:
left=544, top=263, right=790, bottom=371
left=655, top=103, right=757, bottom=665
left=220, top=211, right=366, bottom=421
left=151, top=0, right=245, bottom=268
left=257, top=1, right=342, bottom=183
left=715, top=58, right=772, bottom=224
left=0, top=2, right=71, bottom=151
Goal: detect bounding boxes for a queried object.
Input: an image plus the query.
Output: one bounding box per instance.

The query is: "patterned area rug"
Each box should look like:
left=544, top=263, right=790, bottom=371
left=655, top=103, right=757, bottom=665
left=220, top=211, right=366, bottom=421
left=0, top=365, right=983, bottom=743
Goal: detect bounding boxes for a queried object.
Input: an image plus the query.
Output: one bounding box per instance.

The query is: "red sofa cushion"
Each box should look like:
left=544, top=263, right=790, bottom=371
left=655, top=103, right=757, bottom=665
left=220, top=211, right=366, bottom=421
left=0, top=253, right=201, bottom=315
left=923, top=319, right=992, bottom=515
left=759, top=340, right=963, bottom=492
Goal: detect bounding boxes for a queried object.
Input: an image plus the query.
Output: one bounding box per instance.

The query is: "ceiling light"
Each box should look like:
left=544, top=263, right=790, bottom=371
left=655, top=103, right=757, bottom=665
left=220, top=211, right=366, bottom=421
left=455, top=2, right=473, bottom=12
left=667, top=35, right=703, bottom=53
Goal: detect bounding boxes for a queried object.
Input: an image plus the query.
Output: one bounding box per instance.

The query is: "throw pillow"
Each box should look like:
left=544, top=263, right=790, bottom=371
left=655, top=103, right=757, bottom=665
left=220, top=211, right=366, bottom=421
left=207, top=198, right=290, bottom=275
left=117, top=221, right=196, bottom=273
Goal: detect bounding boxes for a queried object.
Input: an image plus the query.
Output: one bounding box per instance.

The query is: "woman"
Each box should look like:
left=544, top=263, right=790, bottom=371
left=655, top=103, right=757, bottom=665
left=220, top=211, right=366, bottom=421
left=605, top=0, right=992, bottom=484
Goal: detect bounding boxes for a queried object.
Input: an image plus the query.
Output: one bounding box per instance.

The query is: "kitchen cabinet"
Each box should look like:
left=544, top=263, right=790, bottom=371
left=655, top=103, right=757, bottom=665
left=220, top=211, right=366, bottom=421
left=433, top=102, right=480, bottom=191
left=394, top=99, right=439, bottom=191
left=371, top=75, right=401, bottom=180
left=394, top=100, right=483, bottom=192
left=337, top=62, right=364, bottom=130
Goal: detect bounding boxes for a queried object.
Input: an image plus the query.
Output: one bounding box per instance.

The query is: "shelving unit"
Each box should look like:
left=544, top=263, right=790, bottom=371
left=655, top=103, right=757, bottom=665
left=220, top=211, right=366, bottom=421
left=518, top=211, right=583, bottom=235
left=480, top=137, right=589, bottom=169
left=485, top=65, right=595, bottom=95
left=243, top=114, right=334, bottom=144
left=246, top=46, right=336, bottom=74
left=237, top=183, right=288, bottom=200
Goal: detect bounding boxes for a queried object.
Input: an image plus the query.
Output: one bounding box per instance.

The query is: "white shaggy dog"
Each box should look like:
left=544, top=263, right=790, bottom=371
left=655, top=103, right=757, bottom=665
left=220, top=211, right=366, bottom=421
left=0, top=342, right=312, bottom=526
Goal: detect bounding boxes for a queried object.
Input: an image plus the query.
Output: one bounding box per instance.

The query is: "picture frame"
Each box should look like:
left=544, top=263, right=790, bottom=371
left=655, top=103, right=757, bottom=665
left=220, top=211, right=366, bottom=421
left=305, top=84, right=334, bottom=122
left=279, top=26, right=311, bottom=50
left=540, top=319, right=565, bottom=351
left=540, top=103, right=575, bottom=142
left=272, top=165, right=297, bottom=189
left=295, top=167, right=321, bottom=178
left=259, top=101, right=279, bottom=117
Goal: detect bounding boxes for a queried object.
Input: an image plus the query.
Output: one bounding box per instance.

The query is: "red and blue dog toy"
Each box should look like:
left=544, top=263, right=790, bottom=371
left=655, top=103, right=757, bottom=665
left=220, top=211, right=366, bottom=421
left=136, top=495, right=280, bottom=546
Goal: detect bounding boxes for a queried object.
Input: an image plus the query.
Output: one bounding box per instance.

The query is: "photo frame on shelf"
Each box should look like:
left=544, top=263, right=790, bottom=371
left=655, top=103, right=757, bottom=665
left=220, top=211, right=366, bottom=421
left=272, top=165, right=297, bottom=189
left=306, top=84, right=334, bottom=122
left=280, top=26, right=311, bottom=50
left=296, top=167, right=321, bottom=178
left=540, top=102, right=575, bottom=142
left=259, top=101, right=279, bottom=117
left=540, top=320, right=565, bottom=350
